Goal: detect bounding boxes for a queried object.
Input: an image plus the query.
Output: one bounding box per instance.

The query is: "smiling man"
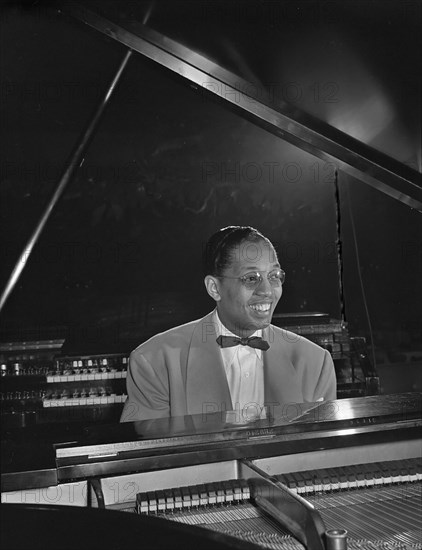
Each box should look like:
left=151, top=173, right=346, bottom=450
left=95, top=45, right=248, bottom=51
left=121, top=226, right=336, bottom=422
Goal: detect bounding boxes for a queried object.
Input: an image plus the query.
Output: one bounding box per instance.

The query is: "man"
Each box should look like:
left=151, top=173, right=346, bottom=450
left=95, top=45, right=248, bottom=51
left=121, top=226, right=336, bottom=422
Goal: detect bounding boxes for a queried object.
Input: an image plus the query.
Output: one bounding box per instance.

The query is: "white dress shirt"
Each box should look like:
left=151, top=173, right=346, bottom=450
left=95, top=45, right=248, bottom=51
left=213, top=310, right=266, bottom=421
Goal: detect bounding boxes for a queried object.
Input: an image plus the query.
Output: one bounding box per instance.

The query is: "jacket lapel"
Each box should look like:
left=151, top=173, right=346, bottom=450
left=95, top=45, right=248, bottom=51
left=185, top=312, right=233, bottom=415
left=263, top=325, right=304, bottom=406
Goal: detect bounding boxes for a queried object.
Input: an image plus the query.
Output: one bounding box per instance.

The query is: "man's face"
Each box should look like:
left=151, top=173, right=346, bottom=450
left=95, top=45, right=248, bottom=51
left=214, top=239, right=282, bottom=337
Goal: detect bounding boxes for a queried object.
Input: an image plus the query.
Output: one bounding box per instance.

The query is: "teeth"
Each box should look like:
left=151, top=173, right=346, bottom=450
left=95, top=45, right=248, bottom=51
left=250, top=304, right=271, bottom=312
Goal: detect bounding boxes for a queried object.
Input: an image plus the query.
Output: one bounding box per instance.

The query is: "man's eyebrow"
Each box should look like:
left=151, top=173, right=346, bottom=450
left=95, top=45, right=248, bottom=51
left=240, top=263, right=281, bottom=271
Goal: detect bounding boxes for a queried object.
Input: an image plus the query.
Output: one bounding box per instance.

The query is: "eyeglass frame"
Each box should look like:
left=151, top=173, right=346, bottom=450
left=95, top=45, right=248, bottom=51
left=216, top=268, right=285, bottom=289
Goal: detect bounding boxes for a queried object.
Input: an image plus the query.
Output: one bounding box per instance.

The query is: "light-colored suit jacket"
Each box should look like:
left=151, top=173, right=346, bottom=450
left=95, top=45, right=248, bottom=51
left=120, top=312, right=337, bottom=422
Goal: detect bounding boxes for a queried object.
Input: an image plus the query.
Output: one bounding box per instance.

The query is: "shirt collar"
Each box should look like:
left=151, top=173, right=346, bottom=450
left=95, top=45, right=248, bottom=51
left=213, top=309, right=263, bottom=364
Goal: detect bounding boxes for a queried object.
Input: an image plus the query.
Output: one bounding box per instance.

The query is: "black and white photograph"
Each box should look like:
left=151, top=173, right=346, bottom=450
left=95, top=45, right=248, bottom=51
left=1, top=1, right=421, bottom=548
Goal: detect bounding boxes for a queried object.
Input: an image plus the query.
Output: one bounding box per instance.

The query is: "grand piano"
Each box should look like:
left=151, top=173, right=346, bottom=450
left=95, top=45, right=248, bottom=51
left=1, top=2, right=421, bottom=549
left=2, top=393, right=421, bottom=549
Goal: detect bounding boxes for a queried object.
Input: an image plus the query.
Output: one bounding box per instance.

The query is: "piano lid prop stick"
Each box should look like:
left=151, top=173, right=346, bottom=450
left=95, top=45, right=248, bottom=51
left=0, top=48, right=133, bottom=314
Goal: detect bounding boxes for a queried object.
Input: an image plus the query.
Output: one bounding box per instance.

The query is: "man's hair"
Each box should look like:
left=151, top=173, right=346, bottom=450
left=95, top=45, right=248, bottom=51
left=203, top=226, right=275, bottom=277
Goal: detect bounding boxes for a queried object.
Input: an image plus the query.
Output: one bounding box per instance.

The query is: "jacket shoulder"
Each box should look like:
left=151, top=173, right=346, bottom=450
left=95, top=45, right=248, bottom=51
left=131, top=313, right=212, bottom=356
left=268, top=324, right=327, bottom=353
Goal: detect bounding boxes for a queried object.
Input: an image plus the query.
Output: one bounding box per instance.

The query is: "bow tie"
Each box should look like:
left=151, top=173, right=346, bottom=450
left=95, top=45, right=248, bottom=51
left=216, top=335, right=270, bottom=351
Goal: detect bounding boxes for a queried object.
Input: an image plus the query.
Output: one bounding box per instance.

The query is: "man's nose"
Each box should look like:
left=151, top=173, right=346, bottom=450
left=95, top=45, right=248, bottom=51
left=255, top=276, right=273, bottom=295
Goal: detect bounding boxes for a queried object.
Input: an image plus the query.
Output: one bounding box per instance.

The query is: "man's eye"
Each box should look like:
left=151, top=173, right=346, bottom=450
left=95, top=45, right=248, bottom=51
left=244, top=274, right=260, bottom=284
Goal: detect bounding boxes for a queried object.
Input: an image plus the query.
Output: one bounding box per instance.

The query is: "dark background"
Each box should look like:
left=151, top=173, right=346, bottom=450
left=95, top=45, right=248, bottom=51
left=0, top=1, right=421, bottom=369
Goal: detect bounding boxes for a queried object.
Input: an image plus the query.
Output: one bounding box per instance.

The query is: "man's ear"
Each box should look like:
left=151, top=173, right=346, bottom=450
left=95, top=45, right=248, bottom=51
left=204, top=275, right=221, bottom=302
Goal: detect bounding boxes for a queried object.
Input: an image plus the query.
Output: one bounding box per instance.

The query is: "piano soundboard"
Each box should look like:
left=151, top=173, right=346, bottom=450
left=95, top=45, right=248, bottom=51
left=134, top=457, right=421, bottom=549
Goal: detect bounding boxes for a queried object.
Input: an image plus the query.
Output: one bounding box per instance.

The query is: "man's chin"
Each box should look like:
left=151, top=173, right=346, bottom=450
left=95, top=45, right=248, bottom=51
left=248, top=316, right=272, bottom=331
left=251, top=310, right=273, bottom=324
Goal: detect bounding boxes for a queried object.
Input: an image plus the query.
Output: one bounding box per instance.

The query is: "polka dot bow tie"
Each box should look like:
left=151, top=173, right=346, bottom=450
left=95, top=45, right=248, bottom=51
left=216, top=335, right=270, bottom=351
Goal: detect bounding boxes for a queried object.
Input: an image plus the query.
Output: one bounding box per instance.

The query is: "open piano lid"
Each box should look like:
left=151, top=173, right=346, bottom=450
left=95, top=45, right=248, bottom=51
left=58, top=0, right=422, bottom=211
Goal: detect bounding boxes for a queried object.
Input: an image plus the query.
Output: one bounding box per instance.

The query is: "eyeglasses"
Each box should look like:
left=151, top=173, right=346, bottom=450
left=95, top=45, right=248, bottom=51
left=217, top=268, right=285, bottom=290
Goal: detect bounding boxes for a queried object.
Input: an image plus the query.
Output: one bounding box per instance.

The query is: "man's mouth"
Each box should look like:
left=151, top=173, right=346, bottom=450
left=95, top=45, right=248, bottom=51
left=249, top=303, right=271, bottom=312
